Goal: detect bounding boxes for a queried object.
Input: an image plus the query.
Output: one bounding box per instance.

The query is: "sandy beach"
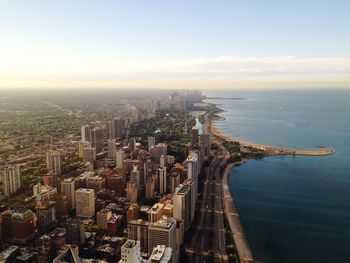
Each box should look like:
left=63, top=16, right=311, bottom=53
left=210, top=120, right=336, bottom=157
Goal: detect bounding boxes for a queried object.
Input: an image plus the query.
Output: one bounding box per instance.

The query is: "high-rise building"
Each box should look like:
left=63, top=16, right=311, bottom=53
left=83, top=146, right=96, bottom=163
left=116, top=149, right=125, bottom=169
left=127, top=203, right=140, bottom=222
left=112, top=117, right=125, bottom=139
left=158, top=167, right=167, bottom=195
left=81, top=125, right=91, bottom=142
left=45, top=150, right=61, bottom=175
left=0, top=165, right=21, bottom=197
left=91, top=127, right=103, bottom=153
left=36, top=200, right=57, bottom=234
left=51, top=193, right=68, bottom=219
left=64, top=219, right=85, bottom=246
left=86, top=176, right=106, bottom=193
left=149, top=143, right=167, bottom=163
left=126, top=181, right=138, bottom=202
left=78, top=141, right=91, bottom=158
left=37, top=235, right=51, bottom=263
left=107, top=139, right=117, bottom=159
left=61, top=178, right=76, bottom=210
left=149, top=245, right=172, bottom=263
left=172, top=184, right=191, bottom=231
left=153, top=100, right=160, bottom=113
left=128, top=138, right=137, bottom=153
left=186, top=152, right=199, bottom=201
left=148, top=217, right=177, bottom=262
left=75, top=188, right=95, bottom=218
left=145, top=176, right=155, bottom=199
left=97, top=208, right=113, bottom=230
left=119, top=239, right=141, bottom=263
left=199, top=133, right=211, bottom=160
left=127, top=219, right=150, bottom=254
left=1, top=209, right=36, bottom=244
left=105, top=121, right=114, bottom=140
left=148, top=137, right=156, bottom=150
left=147, top=203, right=165, bottom=223
left=191, top=128, right=199, bottom=146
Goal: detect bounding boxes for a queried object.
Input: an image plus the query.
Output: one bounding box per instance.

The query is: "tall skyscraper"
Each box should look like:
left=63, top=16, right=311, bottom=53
left=75, top=188, right=95, bottom=218
left=0, top=165, right=21, bottom=196
left=83, top=146, right=96, bottom=163
left=113, top=117, right=125, bottom=139
left=127, top=219, right=150, bottom=254
left=148, top=217, right=177, bottom=262
left=191, top=128, right=199, bottom=146
left=91, top=127, right=103, bottom=153
left=81, top=124, right=91, bottom=142
left=64, top=218, right=85, bottom=246
left=172, top=184, right=191, bottom=231
left=36, top=200, right=57, bottom=234
left=158, top=167, right=167, bottom=195
left=148, top=137, right=156, bottom=150
left=61, top=178, right=76, bottom=210
left=45, top=150, right=61, bottom=175
left=105, top=121, right=113, bottom=139
left=149, top=143, right=167, bottom=163
left=107, top=139, right=117, bottom=159
left=116, top=149, right=125, bottom=169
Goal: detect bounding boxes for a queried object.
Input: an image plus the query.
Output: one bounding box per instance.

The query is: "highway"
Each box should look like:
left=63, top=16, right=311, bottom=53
left=184, top=155, right=229, bottom=263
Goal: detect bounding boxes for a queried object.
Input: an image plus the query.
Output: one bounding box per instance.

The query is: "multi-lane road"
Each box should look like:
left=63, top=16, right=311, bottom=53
left=184, top=154, right=229, bottom=263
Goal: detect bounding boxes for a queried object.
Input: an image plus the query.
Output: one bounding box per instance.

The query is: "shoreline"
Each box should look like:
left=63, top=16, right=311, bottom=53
left=206, top=107, right=336, bottom=263
left=210, top=121, right=336, bottom=157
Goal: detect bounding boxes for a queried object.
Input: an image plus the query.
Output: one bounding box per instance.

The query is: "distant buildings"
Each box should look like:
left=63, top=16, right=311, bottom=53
left=149, top=143, right=167, bottom=163
left=45, top=150, right=61, bottom=175
left=91, top=127, right=104, bottom=153
left=0, top=165, right=21, bottom=197
left=81, top=124, right=91, bottom=142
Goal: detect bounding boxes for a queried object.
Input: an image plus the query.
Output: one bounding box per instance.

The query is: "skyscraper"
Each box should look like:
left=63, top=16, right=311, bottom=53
left=172, top=184, right=191, bottom=231
left=45, top=150, right=61, bottom=175
left=36, top=200, right=57, bottom=234
left=113, top=117, right=125, bottom=139
left=191, top=128, right=199, bottom=146
left=107, top=139, right=117, bottom=159
left=158, top=167, right=167, bottom=195
left=0, top=165, right=21, bottom=197
left=81, top=124, right=91, bottom=142
left=91, top=127, right=103, bottom=153
left=148, top=136, right=156, bottom=150
left=148, top=217, right=177, bottom=262
left=61, top=178, right=76, bottom=210
left=75, top=188, right=95, bottom=218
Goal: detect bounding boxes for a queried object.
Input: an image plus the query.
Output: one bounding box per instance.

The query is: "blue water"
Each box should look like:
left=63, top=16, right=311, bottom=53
left=204, top=89, right=350, bottom=263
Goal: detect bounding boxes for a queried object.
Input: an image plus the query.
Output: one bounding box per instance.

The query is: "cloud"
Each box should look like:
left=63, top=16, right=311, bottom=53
left=1, top=56, right=350, bottom=89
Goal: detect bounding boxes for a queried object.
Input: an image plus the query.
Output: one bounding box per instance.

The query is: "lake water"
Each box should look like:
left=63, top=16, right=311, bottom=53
left=204, top=89, right=350, bottom=263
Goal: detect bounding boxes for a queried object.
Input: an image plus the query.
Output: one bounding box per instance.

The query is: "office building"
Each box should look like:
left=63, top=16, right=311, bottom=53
left=91, top=127, right=103, bottom=153
left=81, top=125, right=91, bottom=142
left=82, top=146, right=96, bottom=163
left=75, top=188, right=95, bottom=218
left=158, top=167, right=167, bottom=194
left=107, top=139, right=117, bottom=159
left=148, top=217, right=177, bottom=262
left=0, top=165, right=21, bottom=197
left=36, top=200, right=57, bottom=234
left=64, top=219, right=85, bottom=246
left=147, top=203, right=165, bottom=223
left=45, top=150, right=61, bottom=175
left=127, top=219, right=150, bottom=255
left=149, top=143, right=167, bottom=163
left=172, top=184, right=191, bottom=231
left=149, top=245, right=172, bottom=263
left=191, top=128, right=199, bottom=146
left=61, top=178, right=76, bottom=210
left=119, top=239, right=141, bottom=263
left=148, top=137, right=155, bottom=150
left=113, top=117, right=125, bottom=139
left=86, top=176, right=106, bottom=193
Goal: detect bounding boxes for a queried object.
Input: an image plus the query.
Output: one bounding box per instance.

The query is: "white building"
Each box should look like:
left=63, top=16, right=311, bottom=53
left=45, top=150, right=61, bottom=175
left=119, top=239, right=141, bottom=263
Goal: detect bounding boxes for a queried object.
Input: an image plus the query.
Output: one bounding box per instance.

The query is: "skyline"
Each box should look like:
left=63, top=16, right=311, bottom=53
left=1, top=0, right=350, bottom=89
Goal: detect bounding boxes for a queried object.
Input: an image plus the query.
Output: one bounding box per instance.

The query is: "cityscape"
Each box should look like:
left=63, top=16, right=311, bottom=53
left=1, top=1, right=350, bottom=263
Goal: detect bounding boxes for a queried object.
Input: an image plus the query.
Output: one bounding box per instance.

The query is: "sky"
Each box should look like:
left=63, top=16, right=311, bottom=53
left=0, top=0, right=350, bottom=90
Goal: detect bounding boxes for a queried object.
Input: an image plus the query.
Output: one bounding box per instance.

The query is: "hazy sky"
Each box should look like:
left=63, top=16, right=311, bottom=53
left=1, top=0, right=350, bottom=89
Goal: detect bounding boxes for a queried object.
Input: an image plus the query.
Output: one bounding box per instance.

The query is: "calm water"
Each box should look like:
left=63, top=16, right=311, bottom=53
left=204, top=89, right=350, bottom=263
